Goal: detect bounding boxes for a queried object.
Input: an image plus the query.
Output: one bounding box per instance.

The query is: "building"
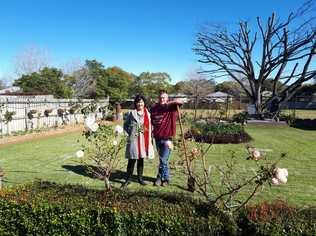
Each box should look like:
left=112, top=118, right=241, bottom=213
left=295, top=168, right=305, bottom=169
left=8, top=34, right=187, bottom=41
left=206, top=91, right=232, bottom=103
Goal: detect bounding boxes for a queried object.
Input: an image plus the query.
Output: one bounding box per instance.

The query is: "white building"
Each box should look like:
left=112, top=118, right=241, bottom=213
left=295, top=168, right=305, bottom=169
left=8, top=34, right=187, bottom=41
left=206, top=91, right=232, bottom=103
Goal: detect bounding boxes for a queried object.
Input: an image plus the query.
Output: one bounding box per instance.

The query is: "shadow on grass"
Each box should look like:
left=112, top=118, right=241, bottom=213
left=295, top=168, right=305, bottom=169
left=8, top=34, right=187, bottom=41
left=16, top=180, right=212, bottom=218
left=62, top=164, right=156, bottom=184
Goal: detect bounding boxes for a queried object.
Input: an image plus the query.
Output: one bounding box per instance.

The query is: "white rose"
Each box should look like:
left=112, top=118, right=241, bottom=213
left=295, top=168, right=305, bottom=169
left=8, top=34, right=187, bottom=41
left=165, top=140, right=173, bottom=150
left=271, top=177, right=280, bottom=185
left=84, top=116, right=97, bottom=132
left=75, top=150, right=84, bottom=158
left=275, top=167, right=288, bottom=184
left=281, top=168, right=288, bottom=178
left=191, top=148, right=199, bottom=156
left=113, top=140, right=118, bottom=146
left=251, top=150, right=261, bottom=160
left=115, top=125, right=124, bottom=134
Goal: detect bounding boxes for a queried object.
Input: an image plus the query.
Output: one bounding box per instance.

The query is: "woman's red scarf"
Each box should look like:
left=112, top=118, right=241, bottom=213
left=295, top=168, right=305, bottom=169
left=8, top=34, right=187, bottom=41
left=143, top=108, right=150, bottom=156
left=138, top=108, right=150, bottom=159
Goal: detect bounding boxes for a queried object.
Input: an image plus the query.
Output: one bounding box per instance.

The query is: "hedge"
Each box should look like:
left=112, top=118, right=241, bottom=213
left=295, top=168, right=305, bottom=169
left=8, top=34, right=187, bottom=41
left=0, top=181, right=314, bottom=235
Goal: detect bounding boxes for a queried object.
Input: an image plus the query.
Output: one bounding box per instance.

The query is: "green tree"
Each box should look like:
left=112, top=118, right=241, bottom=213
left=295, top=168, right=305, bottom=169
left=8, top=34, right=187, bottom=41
left=132, top=72, right=172, bottom=98
left=13, top=67, right=72, bottom=98
left=96, top=66, right=133, bottom=102
left=215, top=81, right=245, bottom=97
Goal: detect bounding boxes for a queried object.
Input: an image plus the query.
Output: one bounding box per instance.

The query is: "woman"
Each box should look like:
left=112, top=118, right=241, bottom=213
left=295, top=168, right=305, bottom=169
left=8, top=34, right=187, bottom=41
left=122, top=95, right=154, bottom=187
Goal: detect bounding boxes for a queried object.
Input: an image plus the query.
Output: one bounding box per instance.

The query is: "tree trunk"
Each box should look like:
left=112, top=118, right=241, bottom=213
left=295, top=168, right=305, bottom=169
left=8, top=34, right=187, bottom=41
left=254, top=89, right=262, bottom=114
left=194, top=96, right=198, bottom=121
left=104, top=177, right=112, bottom=192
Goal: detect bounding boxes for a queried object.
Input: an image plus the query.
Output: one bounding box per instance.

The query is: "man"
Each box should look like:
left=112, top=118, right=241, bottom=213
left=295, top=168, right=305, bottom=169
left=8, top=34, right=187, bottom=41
left=151, top=90, right=186, bottom=186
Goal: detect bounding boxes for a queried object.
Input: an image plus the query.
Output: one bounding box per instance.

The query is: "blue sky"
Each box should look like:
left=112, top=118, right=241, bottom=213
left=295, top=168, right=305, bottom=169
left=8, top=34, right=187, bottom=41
left=0, top=0, right=307, bottom=85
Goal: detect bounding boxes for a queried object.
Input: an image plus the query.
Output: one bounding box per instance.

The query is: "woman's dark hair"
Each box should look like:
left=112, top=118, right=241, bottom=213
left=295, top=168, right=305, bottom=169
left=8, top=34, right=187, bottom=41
left=133, top=94, right=147, bottom=109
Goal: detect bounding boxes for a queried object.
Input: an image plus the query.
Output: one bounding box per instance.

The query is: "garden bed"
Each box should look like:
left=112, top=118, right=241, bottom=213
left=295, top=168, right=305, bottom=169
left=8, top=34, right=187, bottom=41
left=185, top=121, right=252, bottom=144
left=291, top=118, right=316, bottom=130
left=185, top=131, right=252, bottom=144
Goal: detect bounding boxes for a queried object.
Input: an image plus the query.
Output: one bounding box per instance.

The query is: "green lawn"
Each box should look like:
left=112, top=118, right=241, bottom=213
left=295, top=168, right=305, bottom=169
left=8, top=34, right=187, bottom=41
left=0, top=124, right=315, bottom=207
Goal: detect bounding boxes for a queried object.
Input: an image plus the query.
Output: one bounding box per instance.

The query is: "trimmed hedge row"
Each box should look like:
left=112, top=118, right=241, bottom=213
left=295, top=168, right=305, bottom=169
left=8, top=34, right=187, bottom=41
left=0, top=200, right=224, bottom=235
left=0, top=181, right=315, bottom=235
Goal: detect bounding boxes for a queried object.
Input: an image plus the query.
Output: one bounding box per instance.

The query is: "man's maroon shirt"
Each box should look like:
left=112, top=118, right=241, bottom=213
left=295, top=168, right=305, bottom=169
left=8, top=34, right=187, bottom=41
left=151, top=103, right=178, bottom=139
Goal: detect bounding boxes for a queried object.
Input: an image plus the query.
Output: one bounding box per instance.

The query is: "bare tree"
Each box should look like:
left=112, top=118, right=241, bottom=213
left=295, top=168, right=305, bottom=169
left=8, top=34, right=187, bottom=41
left=183, top=68, right=215, bottom=119
left=194, top=0, right=316, bottom=113
left=14, top=44, right=51, bottom=76
left=60, top=58, right=83, bottom=75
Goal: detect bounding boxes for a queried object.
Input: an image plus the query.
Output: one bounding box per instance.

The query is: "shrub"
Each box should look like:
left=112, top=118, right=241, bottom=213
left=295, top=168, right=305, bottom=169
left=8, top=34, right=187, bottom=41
left=3, top=111, right=16, bottom=124
left=0, top=182, right=314, bottom=235
left=232, top=112, right=249, bottom=125
left=186, top=121, right=251, bottom=144
left=238, top=201, right=316, bottom=235
left=78, top=123, right=126, bottom=191
left=291, top=119, right=316, bottom=130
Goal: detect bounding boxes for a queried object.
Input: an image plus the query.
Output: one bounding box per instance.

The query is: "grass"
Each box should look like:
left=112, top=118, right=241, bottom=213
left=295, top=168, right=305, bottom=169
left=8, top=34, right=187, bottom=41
left=0, top=124, right=315, bottom=207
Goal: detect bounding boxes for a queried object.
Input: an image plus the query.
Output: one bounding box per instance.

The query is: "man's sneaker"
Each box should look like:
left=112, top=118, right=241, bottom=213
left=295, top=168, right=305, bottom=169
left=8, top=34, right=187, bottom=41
left=161, top=181, right=169, bottom=187
left=138, top=178, right=147, bottom=186
left=153, top=178, right=162, bottom=186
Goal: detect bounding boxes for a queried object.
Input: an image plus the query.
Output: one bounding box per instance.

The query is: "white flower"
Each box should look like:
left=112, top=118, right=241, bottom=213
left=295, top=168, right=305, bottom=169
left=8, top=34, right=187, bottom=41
left=271, top=177, right=280, bottom=185
left=113, top=140, right=118, bottom=146
left=75, top=150, right=84, bottom=158
left=165, top=140, right=173, bottom=150
left=251, top=150, right=261, bottom=160
left=115, top=125, right=124, bottom=134
left=90, top=123, right=99, bottom=132
left=275, top=168, right=288, bottom=184
left=191, top=148, right=199, bottom=156
left=84, top=116, right=98, bottom=132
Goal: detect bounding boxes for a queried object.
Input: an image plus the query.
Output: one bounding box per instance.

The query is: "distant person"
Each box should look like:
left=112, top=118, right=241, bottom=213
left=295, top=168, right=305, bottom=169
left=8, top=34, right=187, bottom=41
left=122, top=95, right=154, bottom=187
left=151, top=90, right=186, bottom=186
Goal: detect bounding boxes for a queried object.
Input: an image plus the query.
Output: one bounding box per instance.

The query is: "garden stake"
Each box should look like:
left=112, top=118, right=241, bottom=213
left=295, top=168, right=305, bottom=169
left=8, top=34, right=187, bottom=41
left=176, top=105, right=195, bottom=192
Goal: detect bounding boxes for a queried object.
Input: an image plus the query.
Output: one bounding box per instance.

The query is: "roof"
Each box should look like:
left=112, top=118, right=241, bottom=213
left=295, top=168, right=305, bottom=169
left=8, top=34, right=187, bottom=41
left=0, top=86, right=20, bottom=94
left=206, top=91, right=230, bottom=97
left=169, top=93, right=190, bottom=98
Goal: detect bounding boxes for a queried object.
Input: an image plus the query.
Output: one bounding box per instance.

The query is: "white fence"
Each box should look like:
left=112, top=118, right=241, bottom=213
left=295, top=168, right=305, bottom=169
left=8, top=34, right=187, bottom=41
left=0, top=96, right=109, bottom=135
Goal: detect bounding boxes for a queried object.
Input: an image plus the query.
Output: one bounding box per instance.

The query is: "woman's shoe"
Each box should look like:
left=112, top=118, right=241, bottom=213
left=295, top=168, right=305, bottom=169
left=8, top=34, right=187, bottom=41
left=153, top=178, right=162, bottom=186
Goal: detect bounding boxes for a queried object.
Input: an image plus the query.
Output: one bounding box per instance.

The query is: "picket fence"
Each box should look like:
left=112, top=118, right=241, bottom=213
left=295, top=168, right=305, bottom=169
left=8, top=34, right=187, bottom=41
left=0, top=95, right=109, bottom=135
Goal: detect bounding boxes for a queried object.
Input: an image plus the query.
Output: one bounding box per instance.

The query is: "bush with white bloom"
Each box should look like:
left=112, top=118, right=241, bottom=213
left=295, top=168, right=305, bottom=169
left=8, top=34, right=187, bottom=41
left=79, top=124, right=127, bottom=192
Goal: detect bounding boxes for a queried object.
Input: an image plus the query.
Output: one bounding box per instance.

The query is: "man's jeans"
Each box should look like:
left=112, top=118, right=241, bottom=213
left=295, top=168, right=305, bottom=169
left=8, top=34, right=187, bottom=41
left=155, top=138, right=171, bottom=182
